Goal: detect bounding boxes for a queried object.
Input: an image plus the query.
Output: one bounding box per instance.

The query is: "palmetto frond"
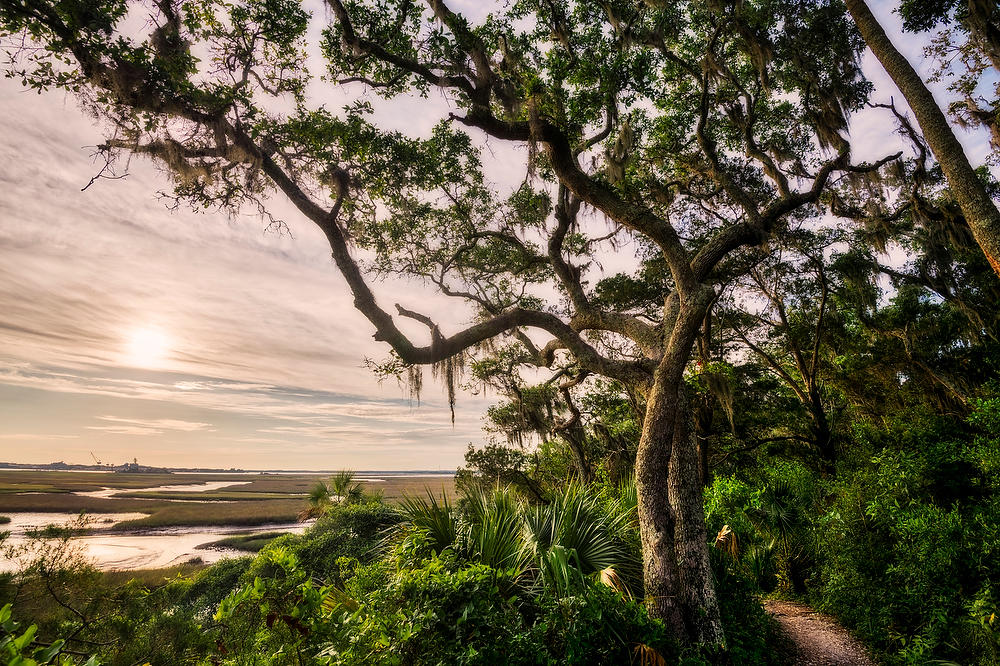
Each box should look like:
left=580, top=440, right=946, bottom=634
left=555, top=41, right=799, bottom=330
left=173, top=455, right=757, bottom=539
left=308, top=480, right=331, bottom=506
left=399, top=490, right=457, bottom=555
left=328, top=470, right=364, bottom=504
left=396, top=483, right=639, bottom=596
left=465, top=486, right=526, bottom=570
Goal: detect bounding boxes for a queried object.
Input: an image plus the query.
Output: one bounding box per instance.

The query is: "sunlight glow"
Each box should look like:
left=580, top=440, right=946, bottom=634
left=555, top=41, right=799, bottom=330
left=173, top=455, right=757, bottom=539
left=125, top=327, right=170, bottom=368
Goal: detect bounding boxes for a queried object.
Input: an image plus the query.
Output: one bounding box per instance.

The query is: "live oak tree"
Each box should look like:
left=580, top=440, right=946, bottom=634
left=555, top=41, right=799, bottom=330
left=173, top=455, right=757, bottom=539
left=0, top=0, right=895, bottom=646
left=900, top=0, right=1000, bottom=154
left=845, top=0, right=1000, bottom=277
left=839, top=101, right=1000, bottom=346
left=469, top=364, right=643, bottom=488
left=473, top=355, right=597, bottom=485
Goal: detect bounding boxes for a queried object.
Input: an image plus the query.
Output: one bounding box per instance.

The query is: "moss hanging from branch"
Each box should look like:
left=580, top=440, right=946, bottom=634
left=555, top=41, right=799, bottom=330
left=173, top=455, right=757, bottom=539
left=407, top=365, right=423, bottom=406
left=431, top=350, right=466, bottom=424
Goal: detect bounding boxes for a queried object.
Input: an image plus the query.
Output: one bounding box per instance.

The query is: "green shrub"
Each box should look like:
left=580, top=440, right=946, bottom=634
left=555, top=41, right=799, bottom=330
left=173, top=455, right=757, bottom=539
left=215, top=547, right=336, bottom=665
left=322, top=554, right=673, bottom=665
left=529, top=583, right=672, bottom=665
left=0, top=603, right=98, bottom=665
left=183, top=556, right=252, bottom=614
left=253, top=501, right=404, bottom=581
left=712, top=552, right=782, bottom=666
left=814, top=407, right=1000, bottom=664
left=328, top=555, right=536, bottom=665
left=704, top=461, right=819, bottom=594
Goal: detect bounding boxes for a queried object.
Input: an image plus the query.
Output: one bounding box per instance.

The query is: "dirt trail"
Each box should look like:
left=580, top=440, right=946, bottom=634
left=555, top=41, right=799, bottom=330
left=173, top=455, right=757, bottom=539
left=765, top=600, right=875, bottom=666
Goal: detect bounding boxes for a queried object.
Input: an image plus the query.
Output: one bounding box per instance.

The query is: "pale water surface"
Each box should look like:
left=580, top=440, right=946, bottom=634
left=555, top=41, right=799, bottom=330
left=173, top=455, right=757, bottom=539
left=1, top=512, right=308, bottom=571
left=75, top=480, right=252, bottom=499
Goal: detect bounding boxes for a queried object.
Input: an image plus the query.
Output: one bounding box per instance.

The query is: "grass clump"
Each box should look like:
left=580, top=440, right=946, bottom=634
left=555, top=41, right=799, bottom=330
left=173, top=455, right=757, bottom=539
left=112, top=500, right=304, bottom=529
left=200, top=532, right=290, bottom=553
left=24, top=524, right=87, bottom=539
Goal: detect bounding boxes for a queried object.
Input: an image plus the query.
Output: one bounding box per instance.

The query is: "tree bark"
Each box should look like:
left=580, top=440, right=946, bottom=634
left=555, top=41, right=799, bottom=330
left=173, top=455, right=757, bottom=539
left=559, top=429, right=593, bottom=484
left=556, top=382, right=594, bottom=484
left=694, top=310, right=715, bottom=487
left=845, top=0, right=1000, bottom=278
left=635, top=287, right=718, bottom=642
left=669, top=384, right=726, bottom=647
left=808, top=388, right=835, bottom=467
left=635, top=364, right=687, bottom=638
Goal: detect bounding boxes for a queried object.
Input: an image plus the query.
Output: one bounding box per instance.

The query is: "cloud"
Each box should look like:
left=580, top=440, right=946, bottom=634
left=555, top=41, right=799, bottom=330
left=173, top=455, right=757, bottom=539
left=0, top=360, right=487, bottom=467
left=0, top=21, right=493, bottom=469
left=94, top=415, right=215, bottom=432
left=0, top=363, right=479, bottom=425
left=87, top=425, right=165, bottom=436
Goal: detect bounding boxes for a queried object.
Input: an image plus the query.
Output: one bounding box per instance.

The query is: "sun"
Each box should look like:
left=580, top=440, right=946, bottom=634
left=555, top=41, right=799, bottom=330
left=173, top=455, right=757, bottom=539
left=126, top=327, right=170, bottom=368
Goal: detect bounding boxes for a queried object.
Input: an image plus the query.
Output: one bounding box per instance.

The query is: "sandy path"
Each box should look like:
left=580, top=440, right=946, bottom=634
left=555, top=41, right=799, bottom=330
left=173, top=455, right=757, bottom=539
left=765, top=600, right=875, bottom=666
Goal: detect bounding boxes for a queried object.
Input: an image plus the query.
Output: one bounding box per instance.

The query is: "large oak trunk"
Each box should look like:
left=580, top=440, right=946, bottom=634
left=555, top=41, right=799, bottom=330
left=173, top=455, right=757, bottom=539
left=635, top=364, right=687, bottom=638
left=669, top=384, right=725, bottom=647
left=635, top=289, right=723, bottom=646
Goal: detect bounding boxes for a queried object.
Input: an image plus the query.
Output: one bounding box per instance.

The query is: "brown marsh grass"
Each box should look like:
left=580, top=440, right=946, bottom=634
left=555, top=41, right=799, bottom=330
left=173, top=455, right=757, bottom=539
left=0, top=470, right=456, bottom=527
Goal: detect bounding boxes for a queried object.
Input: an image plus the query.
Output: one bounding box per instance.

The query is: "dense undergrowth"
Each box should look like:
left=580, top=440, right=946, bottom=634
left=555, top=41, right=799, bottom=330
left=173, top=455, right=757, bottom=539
left=3, top=393, right=998, bottom=665
left=705, top=396, right=1000, bottom=665
left=3, top=398, right=999, bottom=665
left=0, top=486, right=778, bottom=665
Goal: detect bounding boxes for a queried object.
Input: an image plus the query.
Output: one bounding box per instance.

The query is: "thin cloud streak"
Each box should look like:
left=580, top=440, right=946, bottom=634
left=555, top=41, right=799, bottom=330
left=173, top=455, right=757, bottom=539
left=95, top=416, right=215, bottom=432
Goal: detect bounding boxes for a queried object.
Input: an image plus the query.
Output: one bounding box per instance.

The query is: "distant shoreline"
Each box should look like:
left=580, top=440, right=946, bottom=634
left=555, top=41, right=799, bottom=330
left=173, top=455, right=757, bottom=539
left=0, top=462, right=454, bottom=475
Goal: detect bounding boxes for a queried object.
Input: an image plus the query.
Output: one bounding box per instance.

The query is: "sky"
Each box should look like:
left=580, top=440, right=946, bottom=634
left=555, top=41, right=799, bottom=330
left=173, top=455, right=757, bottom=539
left=0, top=1, right=993, bottom=470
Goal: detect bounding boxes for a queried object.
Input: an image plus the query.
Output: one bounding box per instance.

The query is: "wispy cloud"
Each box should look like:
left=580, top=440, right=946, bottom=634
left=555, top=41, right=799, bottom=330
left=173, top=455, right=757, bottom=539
left=0, top=364, right=475, bottom=425
left=0, top=360, right=487, bottom=468
left=87, top=425, right=166, bottom=436
left=92, top=415, right=215, bottom=434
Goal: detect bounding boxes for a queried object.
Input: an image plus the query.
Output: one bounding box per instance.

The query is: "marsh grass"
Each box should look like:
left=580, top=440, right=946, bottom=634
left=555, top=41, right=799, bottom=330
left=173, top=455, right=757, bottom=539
left=198, top=531, right=290, bottom=553
left=1, top=471, right=457, bottom=530
left=114, top=491, right=305, bottom=501
left=0, top=471, right=204, bottom=492
left=100, top=562, right=209, bottom=588
left=111, top=500, right=306, bottom=529
left=0, top=494, right=162, bottom=514
left=23, top=524, right=88, bottom=539
left=366, top=478, right=457, bottom=503
left=226, top=476, right=317, bottom=493
left=0, top=483, right=64, bottom=494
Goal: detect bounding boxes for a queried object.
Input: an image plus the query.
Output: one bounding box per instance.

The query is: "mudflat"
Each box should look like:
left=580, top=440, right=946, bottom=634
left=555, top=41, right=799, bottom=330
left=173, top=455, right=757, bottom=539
left=0, top=469, right=455, bottom=570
